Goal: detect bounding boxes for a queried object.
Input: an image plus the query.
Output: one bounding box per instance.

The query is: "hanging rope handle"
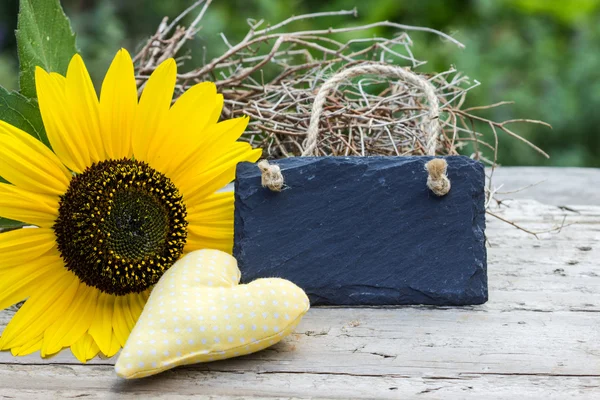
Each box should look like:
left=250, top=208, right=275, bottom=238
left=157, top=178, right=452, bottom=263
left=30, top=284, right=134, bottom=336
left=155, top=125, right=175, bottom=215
left=259, top=63, right=450, bottom=195
left=303, top=64, right=441, bottom=157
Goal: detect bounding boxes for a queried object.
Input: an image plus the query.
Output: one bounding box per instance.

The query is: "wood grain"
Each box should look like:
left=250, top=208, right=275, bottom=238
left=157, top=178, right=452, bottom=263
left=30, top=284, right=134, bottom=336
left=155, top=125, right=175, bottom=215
left=489, top=166, right=600, bottom=206
left=1, top=168, right=599, bottom=399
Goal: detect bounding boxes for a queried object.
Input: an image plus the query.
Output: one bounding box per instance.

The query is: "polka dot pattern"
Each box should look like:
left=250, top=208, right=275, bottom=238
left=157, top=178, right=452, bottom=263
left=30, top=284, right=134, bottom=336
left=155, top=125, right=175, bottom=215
left=115, top=249, right=310, bottom=379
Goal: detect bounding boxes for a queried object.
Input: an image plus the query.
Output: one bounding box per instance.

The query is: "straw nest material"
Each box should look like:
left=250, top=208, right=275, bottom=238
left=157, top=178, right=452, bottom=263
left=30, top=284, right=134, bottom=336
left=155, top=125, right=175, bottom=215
left=134, top=1, right=549, bottom=163
left=134, top=0, right=556, bottom=229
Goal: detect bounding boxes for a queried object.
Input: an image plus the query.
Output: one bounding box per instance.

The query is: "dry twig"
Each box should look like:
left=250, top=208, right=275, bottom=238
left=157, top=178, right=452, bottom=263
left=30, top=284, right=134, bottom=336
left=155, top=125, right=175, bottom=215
left=134, top=4, right=551, bottom=236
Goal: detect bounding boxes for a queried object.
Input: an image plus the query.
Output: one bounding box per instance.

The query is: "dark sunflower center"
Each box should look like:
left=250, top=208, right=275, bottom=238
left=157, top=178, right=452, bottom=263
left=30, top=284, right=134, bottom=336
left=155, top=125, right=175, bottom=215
left=53, top=158, right=188, bottom=295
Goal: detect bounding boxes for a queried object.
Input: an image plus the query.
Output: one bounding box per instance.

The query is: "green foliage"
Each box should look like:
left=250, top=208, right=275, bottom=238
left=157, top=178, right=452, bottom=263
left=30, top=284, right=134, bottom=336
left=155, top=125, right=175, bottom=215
left=0, top=218, right=27, bottom=230
left=419, top=0, right=600, bottom=167
left=16, top=0, right=78, bottom=98
left=0, top=86, right=48, bottom=146
left=506, top=0, right=600, bottom=23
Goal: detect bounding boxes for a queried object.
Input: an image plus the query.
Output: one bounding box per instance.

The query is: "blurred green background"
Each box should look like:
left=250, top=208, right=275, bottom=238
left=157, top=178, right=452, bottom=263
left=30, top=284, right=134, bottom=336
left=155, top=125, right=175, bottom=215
left=0, top=0, right=598, bottom=166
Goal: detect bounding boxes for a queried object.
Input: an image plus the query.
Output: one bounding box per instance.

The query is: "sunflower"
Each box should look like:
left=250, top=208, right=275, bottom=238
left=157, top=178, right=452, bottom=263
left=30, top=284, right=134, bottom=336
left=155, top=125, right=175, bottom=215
left=0, top=49, right=261, bottom=362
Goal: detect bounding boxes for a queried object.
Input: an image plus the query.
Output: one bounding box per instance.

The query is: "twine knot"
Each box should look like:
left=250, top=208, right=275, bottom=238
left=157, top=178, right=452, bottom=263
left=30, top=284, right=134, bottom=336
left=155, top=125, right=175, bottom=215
left=258, top=160, right=284, bottom=192
left=425, top=158, right=451, bottom=196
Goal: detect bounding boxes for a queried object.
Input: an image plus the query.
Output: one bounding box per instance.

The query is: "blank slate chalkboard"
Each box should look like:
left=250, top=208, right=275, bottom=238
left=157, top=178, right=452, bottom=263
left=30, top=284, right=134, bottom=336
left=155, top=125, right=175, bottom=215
left=233, top=156, right=487, bottom=306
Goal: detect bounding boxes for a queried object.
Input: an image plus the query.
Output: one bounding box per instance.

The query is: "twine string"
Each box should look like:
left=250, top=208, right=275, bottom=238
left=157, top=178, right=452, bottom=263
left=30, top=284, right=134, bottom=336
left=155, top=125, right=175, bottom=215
left=303, top=64, right=441, bottom=157
left=259, top=63, right=450, bottom=196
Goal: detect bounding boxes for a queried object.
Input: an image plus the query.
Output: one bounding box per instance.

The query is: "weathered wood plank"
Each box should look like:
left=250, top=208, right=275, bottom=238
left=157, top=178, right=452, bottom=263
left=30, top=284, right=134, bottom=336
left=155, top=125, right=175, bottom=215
left=489, top=167, right=600, bottom=206
left=2, top=307, right=599, bottom=375
left=0, top=180, right=599, bottom=399
left=0, top=364, right=598, bottom=400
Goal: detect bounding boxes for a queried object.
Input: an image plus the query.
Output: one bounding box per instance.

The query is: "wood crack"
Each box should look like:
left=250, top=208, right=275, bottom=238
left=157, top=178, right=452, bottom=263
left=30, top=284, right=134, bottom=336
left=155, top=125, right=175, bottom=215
left=461, top=372, right=600, bottom=378
left=256, top=370, right=412, bottom=379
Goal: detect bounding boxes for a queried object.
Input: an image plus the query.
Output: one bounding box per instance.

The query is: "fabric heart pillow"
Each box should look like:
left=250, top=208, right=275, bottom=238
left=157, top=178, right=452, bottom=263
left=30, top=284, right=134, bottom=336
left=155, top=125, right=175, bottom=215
left=115, top=249, right=310, bottom=379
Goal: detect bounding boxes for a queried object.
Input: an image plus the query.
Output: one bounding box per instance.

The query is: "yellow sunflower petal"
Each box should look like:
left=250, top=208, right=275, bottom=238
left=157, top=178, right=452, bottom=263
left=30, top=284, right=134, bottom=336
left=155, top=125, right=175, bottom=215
left=169, top=116, right=250, bottom=183
left=184, top=191, right=236, bottom=253
left=188, top=224, right=234, bottom=237
left=105, top=332, right=121, bottom=358
left=0, top=268, right=79, bottom=349
left=0, top=253, right=64, bottom=311
left=11, top=335, right=43, bottom=356
left=100, top=49, right=137, bottom=159
left=88, top=292, right=115, bottom=356
left=86, top=336, right=101, bottom=360
left=112, top=295, right=131, bottom=347
left=128, top=292, right=146, bottom=325
left=41, top=283, right=98, bottom=356
left=35, top=67, right=90, bottom=173
left=0, top=228, right=56, bottom=268
left=187, top=191, right=233, bottom=226
left=186, top=220, right=234, bottom=254
left=70, top=339, right=87, bottom=363
left=132, top=58, right=176, bottom=162
left=147, top=82, right=220, bottom=175
left=196, top=116, right=249, bottom=165
left=121, top=293, right=137, bottom=333
left=210, top=93, right=224, bottom=125
left=71, top=333, right=99, bottom=363
left=186, top=191, right=233, bottom=220
left=113, top=293, right=146, bottom=351
left=0, top=122, right=71, bottom=195
left=185, top=235, right=233, bottom=254
left=179, top=144, right=262, bottom=205
left=65, top=54, right=104, bottom=164
left=0, top=184, right=59, bottom=228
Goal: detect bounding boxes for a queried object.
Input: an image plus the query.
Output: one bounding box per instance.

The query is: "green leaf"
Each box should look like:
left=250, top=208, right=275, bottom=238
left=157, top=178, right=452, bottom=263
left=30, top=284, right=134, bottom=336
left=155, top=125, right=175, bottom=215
left=0, top=85, right=49, bottom=147
left=16, top=0, right=78, bottom=99
left=0, top=218, right=27, bottom=230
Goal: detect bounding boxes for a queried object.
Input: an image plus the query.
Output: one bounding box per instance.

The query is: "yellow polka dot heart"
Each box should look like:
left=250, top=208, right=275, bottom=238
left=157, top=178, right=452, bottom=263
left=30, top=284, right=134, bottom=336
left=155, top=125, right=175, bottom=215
left=115, top=249, right=310, bottom=379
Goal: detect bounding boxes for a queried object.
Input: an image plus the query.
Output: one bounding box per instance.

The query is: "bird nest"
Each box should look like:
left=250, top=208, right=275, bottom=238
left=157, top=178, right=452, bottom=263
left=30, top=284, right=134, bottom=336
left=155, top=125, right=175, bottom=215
left=133, top=1, right=556, bottom=235
left=134, top=1, right=549, bottom=163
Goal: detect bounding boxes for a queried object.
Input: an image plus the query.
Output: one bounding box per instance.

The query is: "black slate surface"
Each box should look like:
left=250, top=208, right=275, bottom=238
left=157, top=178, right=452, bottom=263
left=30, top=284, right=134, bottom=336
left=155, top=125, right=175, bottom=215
left=234, top=156, right=487, bottom=306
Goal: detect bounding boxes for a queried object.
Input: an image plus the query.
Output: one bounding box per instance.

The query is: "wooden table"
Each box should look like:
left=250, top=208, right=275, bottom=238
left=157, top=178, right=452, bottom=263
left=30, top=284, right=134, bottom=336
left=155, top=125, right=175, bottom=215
left=1, top=167, right=599, bottom=399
